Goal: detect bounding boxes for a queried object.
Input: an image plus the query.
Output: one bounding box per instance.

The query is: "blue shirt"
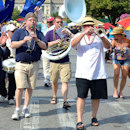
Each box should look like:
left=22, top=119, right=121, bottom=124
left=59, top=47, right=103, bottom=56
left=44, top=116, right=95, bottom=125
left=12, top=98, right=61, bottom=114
left=11, top=28, right=48, bottom=62
left=46, top=29, right=69, bottom=63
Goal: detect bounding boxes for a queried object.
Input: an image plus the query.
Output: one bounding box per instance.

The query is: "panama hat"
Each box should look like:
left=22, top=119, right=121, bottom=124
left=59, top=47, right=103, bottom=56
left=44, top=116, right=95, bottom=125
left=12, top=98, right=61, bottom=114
left=110, top=27, right=125, bottom=35
left=82, top=16, right=95, bottom=26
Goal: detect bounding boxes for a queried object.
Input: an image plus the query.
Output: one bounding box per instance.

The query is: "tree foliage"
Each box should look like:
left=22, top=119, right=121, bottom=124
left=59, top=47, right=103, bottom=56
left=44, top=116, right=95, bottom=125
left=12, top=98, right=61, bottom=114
left=85, top=0, right=130, bottom=25
left=11, top=8, right=23, bottom=20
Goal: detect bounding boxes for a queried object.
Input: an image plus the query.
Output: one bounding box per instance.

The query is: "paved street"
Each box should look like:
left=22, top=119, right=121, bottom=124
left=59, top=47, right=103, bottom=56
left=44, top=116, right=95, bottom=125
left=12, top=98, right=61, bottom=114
left=0, top=49, right=130, bottom=130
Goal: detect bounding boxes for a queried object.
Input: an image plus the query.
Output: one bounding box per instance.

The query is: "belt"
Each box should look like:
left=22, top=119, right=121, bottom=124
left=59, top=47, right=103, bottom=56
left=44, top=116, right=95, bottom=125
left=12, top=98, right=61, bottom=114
left=18, top=61, right=38, bottom=64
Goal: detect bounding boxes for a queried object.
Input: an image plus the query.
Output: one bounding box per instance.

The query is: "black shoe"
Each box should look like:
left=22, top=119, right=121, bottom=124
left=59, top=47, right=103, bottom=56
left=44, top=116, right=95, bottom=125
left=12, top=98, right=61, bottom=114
left=44, top=83, right=50, bottom=87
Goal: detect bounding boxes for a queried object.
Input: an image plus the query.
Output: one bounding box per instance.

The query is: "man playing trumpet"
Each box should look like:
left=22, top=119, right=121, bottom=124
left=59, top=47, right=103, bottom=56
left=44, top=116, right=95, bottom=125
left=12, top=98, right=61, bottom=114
left=46, top=16, right=74, bottom=109
left=71, top=16, right=110, bottom=129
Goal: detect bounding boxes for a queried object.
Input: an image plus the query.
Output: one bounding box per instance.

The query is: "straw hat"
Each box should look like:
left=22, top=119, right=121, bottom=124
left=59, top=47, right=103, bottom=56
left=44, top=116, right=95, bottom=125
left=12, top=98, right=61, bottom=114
left=82, top=16, right=95, bottom=26
left=110, top=27, right=125, bottom=35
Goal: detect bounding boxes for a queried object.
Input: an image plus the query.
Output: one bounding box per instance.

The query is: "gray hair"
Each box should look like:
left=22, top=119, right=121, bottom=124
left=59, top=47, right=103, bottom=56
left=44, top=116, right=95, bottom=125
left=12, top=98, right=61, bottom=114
left=25, top=12, right=37, bottom=20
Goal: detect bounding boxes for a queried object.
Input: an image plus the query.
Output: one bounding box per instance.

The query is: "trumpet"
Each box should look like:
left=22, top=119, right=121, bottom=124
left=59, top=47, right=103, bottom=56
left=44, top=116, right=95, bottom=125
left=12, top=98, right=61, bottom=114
left=94, top=28, right=106, bottom=37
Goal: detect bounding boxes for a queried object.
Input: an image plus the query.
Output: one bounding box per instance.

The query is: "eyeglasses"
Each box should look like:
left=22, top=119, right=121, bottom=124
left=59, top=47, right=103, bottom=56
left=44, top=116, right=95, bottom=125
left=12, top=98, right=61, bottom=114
left=56, top=21, right=63, bottom=24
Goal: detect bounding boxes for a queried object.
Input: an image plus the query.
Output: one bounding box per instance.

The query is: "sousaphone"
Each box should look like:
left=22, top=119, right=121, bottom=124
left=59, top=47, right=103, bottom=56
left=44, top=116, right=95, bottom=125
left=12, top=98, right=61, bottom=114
left=42, top=0, right=86, bottom=61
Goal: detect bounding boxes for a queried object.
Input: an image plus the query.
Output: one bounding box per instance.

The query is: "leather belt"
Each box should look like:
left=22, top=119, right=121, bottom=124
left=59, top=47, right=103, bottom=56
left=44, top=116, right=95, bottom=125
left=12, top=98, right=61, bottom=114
left=18, top=61, right=38, bottom=64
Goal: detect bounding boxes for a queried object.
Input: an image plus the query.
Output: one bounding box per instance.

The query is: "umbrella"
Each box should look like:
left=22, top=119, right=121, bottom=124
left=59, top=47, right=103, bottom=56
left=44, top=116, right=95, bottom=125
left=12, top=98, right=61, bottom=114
left=126, top=26, right=130, bottom=30
left=16, top=18, right=24, bottom=21
left=117, top=17, right=130, bottom=29
left=103, top=22, right=115, bottom=30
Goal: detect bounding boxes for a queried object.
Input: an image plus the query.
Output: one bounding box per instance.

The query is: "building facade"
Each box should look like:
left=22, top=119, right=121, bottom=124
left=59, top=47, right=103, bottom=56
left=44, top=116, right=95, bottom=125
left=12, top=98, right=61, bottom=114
left=15, top=0, right=64, bottom=20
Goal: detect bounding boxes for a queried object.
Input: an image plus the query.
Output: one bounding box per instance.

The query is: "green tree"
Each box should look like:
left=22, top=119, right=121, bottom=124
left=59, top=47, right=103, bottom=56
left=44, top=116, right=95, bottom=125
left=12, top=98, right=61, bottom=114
left=85, top=0, right=129, bottom=25
left=52, top=12, right=71, bottom=23
left=11, top=8, right=23, bottom=20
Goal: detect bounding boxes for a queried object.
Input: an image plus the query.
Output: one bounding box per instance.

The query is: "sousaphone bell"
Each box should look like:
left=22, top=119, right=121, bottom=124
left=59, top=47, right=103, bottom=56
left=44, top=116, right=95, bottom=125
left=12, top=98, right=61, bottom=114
left=43, top=0, right=86, bottom=61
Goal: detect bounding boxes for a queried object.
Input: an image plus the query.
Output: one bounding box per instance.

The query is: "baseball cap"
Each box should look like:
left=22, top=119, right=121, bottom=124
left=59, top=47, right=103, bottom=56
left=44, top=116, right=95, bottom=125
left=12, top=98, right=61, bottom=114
left=6, top=24, right=17, bottom=32
left=47, top=16, right=54, bottom=22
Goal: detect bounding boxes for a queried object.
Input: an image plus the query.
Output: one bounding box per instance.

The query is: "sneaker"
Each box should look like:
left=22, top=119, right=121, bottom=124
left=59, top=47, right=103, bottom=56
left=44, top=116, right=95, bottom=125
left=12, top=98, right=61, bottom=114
left=12, top=110, right=20, bottom=120
left=9, top=99, right=15, bottom=105
left=44, top=83, right=51, bottom=87
left=0, top=95, right=5, bottom=102
left=63, top=101, right=71, bottom=109
left=22, top=108, right=31, bottom=118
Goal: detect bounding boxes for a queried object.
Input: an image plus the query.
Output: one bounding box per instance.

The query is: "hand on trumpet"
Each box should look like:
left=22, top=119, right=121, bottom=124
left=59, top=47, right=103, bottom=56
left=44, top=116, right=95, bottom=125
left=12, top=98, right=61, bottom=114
left=83, top=27, right=94, bottom=35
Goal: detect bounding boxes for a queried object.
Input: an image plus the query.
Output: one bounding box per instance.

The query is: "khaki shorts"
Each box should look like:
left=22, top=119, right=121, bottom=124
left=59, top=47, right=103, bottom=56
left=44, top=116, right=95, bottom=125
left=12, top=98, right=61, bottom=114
left=50, top=62, right=71, bottom=83
left=15, top=61, right=39, bottom=89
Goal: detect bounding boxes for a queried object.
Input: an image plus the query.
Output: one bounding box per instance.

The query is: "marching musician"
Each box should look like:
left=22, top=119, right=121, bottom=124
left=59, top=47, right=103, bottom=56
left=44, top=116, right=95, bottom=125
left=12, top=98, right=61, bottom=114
left=0, top=32, right=10, bottom=103
left=71, top=16, right=110, bottom=129
left=11, top=12, right=48, bottom=120
left=46, top=16, right=74, bottom=109
left=5, top=24, right=17, bottom=105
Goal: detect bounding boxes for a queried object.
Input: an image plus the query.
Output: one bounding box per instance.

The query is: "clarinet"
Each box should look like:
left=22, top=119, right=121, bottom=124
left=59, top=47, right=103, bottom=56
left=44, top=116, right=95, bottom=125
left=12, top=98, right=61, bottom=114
left=26, top=24, right=33, bottom=54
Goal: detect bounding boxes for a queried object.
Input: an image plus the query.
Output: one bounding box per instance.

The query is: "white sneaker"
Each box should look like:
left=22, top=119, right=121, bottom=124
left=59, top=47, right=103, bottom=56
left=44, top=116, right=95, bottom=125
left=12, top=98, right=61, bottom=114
left=9, top=99, right=15, bottom=105
left=0, top=95, right=5, bottom=102
left=12, top=110, right=20, bottom=120
left=22, top=108, right=31, bottom=118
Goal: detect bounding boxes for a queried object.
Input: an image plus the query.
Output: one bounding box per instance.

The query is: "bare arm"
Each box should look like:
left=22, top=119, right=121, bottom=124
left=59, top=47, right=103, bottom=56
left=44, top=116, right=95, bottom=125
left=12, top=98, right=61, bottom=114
left=11, top=36, right=31, bottom=49
left=48, top=39, right=61, bottom=47
left=36, top=40, right=47, bottom=50
left=71, top=33, right=85, bottom=47
left=110, top=40, right=115, bottom=53
left=100, top=36, right=111, bottom=49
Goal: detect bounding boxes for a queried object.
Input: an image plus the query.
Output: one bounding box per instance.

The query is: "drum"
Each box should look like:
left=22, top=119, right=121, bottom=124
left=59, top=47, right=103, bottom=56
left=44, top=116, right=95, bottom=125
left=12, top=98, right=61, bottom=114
left=2, top=58, right=16, bottom=73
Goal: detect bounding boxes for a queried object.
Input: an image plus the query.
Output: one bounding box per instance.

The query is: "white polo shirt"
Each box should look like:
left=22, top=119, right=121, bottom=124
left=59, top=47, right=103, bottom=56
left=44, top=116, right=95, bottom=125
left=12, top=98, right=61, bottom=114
left=71, top=33, right=109, bottom=80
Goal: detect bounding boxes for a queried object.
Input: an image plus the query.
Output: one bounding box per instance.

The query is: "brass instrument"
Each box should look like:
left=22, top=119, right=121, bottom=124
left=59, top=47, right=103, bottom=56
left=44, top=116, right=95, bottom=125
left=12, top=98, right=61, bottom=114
left=42, top=0, right=86, bottom=60
left=95, top=28, right=106, bottom=37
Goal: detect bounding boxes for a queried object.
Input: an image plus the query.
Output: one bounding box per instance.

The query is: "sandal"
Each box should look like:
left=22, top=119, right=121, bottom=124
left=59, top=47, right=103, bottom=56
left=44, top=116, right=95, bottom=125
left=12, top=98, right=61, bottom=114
left=76, top=122, right=84, bottom=130
left=63, top=101, right=71, bottom=109
left=118, top=93, right=125, bottom=99
left=91, top=118, right=99, bottom=126
left=50, top=97, right=57, bottom=104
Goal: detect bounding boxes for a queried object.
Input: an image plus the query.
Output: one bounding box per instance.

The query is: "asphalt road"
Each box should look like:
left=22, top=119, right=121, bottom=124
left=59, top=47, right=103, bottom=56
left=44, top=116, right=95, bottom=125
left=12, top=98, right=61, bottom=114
left=0, top=49, right=130, bottom=130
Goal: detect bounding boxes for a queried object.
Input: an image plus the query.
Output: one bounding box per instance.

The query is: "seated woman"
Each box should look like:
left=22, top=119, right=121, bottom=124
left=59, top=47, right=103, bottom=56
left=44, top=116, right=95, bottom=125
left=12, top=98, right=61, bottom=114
left=110, top=27, right=130, bottom=99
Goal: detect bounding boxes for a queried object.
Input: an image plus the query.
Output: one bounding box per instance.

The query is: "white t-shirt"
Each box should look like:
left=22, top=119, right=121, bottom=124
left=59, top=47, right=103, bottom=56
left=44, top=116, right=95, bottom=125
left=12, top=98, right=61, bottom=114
left=71, top=33, right=109, bottom=80
left=6, top=38, right=15, bottom=58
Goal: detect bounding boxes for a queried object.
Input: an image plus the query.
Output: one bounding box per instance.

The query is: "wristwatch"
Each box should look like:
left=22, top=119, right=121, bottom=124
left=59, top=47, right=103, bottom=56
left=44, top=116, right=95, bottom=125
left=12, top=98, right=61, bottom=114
left=36, top=39, right=40, bottom=43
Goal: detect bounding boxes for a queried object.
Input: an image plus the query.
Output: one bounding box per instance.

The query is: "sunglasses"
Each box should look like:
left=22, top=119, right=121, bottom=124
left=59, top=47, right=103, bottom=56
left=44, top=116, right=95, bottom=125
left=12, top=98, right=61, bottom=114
left=56, top=21, right=63, bottom=24
left=47, top=21, right=53, bottom=23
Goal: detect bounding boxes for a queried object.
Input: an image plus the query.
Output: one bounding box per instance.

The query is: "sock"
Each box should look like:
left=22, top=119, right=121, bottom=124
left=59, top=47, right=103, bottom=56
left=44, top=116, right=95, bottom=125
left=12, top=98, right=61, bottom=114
left=23, top=106, right=28, bottom=110
left=16, top=108, right=20, bottom=111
